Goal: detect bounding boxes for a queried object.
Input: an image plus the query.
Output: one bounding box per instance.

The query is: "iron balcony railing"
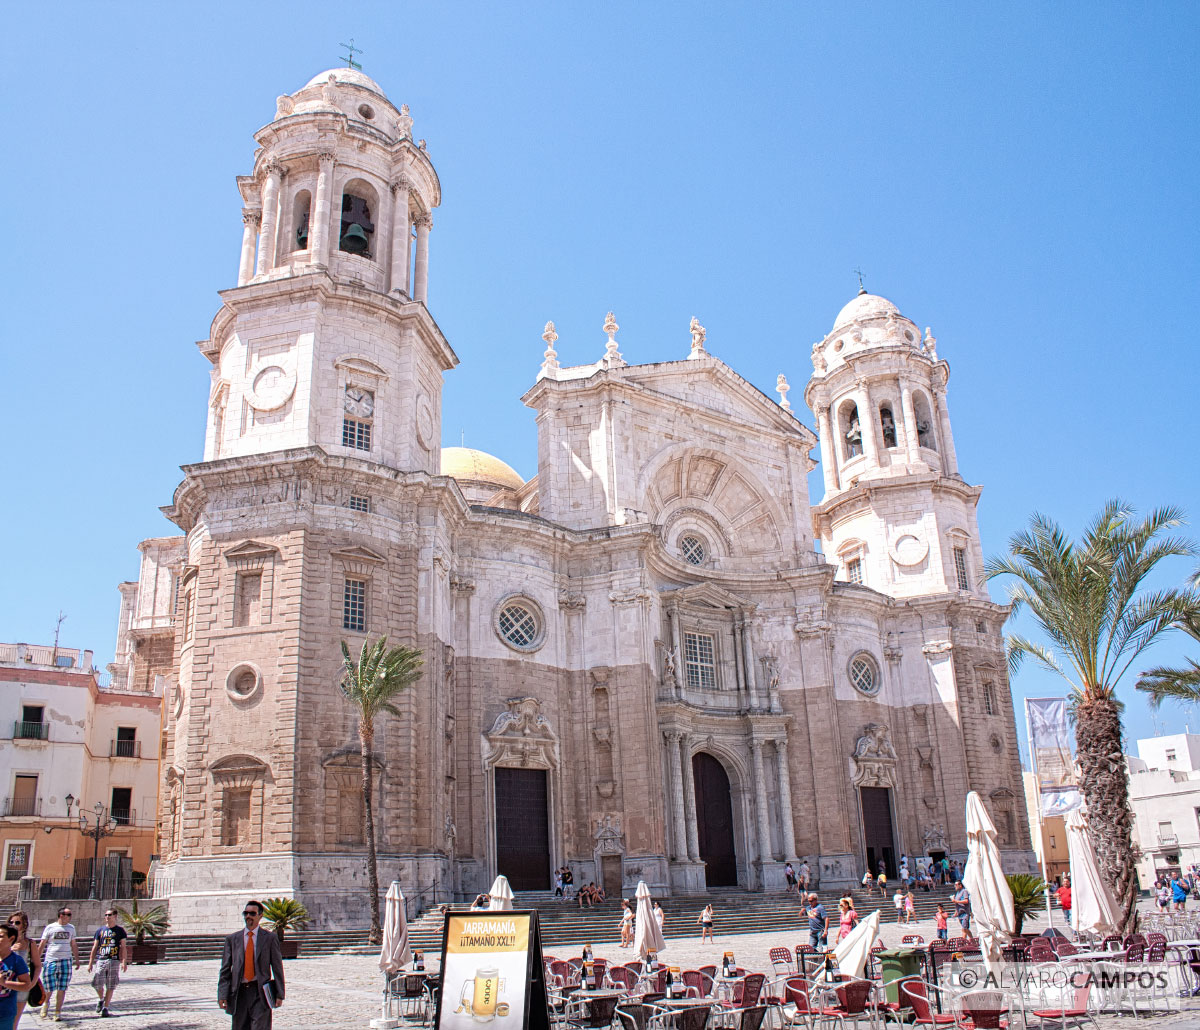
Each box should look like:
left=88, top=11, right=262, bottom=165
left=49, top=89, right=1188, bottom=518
left=111, top=808, right=134, bottom=826
left=110, top=739, right=141, bottom=758
left=13, top=721, right=48, bottom=741
left=3, top=797, right=41, bottom=817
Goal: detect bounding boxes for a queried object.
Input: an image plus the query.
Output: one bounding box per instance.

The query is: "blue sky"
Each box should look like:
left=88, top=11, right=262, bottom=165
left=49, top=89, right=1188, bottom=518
left=1, top=2, right=1197, bottom=752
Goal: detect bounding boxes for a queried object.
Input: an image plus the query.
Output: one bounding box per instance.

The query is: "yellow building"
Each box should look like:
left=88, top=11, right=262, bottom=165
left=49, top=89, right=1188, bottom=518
left=1022, top=771, right=1069, bottom=881
left=0, top=642, right=162, bottom=904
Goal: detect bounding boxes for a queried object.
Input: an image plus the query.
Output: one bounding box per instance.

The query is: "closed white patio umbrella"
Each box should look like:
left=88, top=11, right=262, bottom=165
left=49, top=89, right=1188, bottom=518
left=379, top=880, right=410, bottom=974
left=1066, top=804, right=1121, bottom=936
left=633, top=881, right=666, bottom=960
left=963, top=791, right=1015, bottom=973
left=834, top=909, right=880, bottom=979
left=488, top=874, right=515, bottom=910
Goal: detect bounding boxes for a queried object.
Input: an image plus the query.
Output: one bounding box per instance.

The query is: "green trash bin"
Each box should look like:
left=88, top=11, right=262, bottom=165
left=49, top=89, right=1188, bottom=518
left=876, top=948, right=922, bottom=1006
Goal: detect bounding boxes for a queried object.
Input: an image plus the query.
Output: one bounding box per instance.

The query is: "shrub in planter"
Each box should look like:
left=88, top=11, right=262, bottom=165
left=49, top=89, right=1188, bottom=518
left=262, top=897, right=310, bottom=959
left=118, top=897, right=170, bottom=964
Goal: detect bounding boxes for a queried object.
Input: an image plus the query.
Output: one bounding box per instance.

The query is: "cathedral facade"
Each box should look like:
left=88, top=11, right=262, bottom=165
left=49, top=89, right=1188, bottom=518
left=116, top=68, right=1033, bottom=929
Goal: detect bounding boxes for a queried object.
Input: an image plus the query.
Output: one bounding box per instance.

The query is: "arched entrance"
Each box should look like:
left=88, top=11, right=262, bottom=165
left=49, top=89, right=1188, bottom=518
left=494, top=767, right=551, bottom=890
left=692, top=752, right=738, bottom=887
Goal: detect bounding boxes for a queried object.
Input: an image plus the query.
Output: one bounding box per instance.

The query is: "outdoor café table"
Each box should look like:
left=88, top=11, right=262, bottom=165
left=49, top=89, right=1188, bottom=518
left=657, top=997, right=716, bottom=1008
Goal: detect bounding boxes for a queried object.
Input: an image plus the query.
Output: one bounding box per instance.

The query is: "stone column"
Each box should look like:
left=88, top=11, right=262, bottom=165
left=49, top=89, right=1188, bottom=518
left=899, top=382, right=919, bottom=465
left=816, top=406, right=839, bottom=494
left=933, top=385, right=960, bottom=476
left=857, top=386, right=879, bottom=466
left=680, top=736, right=700, bottom=861
left=749, top=739, right=773, bottom=866
left=238, top=209, right=260, bottom=285
left=664, top=731, right=687, bottom=861
left=775, top=739, right=798, bottom=861
left=389, top=180, right=411, bottom=295
left=667, top=603, right=683, bottom=695
left=741, top=613, right=759, bottom=709
left=255, top=164, right=283, bottom=276
left=310, top=151, right=335, bottom=268
left=413, top=213, right=432, bottom=303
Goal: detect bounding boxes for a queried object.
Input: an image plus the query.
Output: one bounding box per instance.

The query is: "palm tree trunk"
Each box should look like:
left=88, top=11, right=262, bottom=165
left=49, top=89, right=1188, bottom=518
left=1075, top=693, right=1139, bottom=934
left=361, top=721, right=382, bottom=945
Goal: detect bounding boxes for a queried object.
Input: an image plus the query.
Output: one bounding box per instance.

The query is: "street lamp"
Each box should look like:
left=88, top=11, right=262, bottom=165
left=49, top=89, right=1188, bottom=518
left=78, top=802, right=118, bottom=900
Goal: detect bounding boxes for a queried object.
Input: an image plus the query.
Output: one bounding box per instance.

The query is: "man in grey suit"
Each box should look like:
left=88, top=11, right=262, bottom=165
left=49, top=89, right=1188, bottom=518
left=217, top=899, right=286, bottom=1029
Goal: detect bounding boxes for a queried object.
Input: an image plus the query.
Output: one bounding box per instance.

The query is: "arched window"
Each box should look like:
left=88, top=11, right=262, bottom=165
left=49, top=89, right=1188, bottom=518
left=913, top=392, right=937, bottom=451
left=839, top=400, right=863, bottom=459
left=879, top=404, right=898, bottom=448
left=292, top=190, right=312, bottom=252
left=339, top=180, right=378, bottom=257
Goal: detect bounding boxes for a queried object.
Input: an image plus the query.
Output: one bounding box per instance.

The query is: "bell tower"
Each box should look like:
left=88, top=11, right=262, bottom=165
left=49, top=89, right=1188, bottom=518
left=203, top=67, right=456, bottom=473
left=805, top=291, right=985, bottom=599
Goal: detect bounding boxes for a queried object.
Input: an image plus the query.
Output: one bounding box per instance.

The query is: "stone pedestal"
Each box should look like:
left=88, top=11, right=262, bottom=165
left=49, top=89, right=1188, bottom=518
left=756, top=859, right=787, bottom=891
left=669, top=859, right=708, bottom=894
left=816, top=853, right=859, bottom=890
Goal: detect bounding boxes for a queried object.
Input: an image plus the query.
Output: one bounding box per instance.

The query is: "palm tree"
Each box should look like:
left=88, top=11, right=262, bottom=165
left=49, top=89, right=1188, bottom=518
left=340, top=636, right=424, bottom=944
left=1137, top=585, right=1200, bottom=704
left=1005, top=873, right=1049, bottom=935
left=984, top=501, right=1196, bottom=934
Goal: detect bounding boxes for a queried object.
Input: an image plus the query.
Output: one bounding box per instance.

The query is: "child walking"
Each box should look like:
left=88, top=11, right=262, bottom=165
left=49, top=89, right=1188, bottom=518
left=936, top=904, right=948, bottom=941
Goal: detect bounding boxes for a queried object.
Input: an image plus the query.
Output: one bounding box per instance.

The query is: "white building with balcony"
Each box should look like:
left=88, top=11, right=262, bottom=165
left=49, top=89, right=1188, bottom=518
left=0, top=642, right=162, bottom=905
left=1128, top=732, right=1200, bottom=887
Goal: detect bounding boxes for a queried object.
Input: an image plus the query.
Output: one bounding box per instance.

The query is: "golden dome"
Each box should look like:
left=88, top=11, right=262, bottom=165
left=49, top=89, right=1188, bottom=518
left=440, top=447, right=525, bottom=491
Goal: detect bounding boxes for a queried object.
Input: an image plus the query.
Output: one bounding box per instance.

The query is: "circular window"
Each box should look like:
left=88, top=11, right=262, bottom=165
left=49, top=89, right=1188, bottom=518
left=358, top=103, right=375, bottom=120
left=848, top=653, right=879, bottom=696
left=904, top=329, right=915, bottom=342
left=496, top=599, right=543, bottom=651
left=225, top=663, right=263, bottom=703
left=680, top=535, right=707, bottom=566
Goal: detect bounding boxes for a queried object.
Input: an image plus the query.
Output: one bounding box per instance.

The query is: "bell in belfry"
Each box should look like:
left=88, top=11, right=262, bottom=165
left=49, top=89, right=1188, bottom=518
left=341, top=223, right=369, bottom=254
left=295, top=216, right=309, bottom=249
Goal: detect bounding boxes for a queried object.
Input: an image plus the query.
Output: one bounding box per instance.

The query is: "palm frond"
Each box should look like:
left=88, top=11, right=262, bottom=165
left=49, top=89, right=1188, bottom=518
left=1137, top=659, right=1200, bottom=708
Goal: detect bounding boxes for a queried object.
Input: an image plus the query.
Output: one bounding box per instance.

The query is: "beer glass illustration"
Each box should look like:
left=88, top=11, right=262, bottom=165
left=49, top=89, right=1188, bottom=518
left=455, top=967, right=509, bottom=1022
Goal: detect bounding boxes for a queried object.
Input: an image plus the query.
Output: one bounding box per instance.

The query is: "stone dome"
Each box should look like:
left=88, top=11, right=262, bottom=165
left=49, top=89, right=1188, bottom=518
left=831, top=292, right=901, bottom=331
left=302, top=68, right=387, bottom=97
left=441, top=447, right=525, bottom=492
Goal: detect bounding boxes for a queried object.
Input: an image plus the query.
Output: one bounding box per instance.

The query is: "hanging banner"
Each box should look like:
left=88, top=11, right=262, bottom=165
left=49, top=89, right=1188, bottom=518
left=1025, top=697, right=1081, bottom=816
left=434, top=909, right=549, bottom=1030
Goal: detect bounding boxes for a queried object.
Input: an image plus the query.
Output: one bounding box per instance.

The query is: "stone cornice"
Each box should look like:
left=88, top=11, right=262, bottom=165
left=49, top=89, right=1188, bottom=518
left=804, top=349, right=949, bottom=409
left=200, top=271, right=457, bottom=370
left=812, top=472, right=983, bottom=527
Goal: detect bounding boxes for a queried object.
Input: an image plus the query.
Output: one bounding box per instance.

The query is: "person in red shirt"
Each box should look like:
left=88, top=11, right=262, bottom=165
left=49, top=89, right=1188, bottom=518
left=1056, top=876, right=1072, bottom=927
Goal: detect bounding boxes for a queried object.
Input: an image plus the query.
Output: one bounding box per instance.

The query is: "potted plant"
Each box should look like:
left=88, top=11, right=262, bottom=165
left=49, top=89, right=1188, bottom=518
left=118, top=897, right=170, bottom=963
left=1005, top=873, right=1049, bottom=935
left=262, top=897, right=310, bottom=959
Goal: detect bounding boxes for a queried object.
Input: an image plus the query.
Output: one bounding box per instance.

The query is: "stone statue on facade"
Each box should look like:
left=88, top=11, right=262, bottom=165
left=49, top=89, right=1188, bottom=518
left=396, top=103, right=414, bottom=139
left=851, top=723, right=898, bottom=788
left=688, top=317, right=707, bottom=358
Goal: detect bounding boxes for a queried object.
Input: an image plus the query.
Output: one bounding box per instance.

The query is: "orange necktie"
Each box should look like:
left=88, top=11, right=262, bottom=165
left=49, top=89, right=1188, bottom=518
left=244, top=930, right=255, bottom=982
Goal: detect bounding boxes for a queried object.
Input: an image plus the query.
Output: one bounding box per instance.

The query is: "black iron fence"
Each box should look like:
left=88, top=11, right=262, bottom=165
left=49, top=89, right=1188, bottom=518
left=110, top=738, right=141, bottom=758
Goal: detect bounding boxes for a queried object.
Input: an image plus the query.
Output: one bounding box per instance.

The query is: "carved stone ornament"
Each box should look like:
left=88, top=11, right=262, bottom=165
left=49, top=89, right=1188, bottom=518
left=485, top=696, right=559, bottom=771
left=558, top=589, right=586, bottom=610
left=851, top=723, right=898, bottom=788
left=922, top=823, right=948, bottom=852
left=922, top=640, right=954, bottom=657
left=595, top=815, right=625, bottom=855
left=396, top=103, right=414, bottom=139
left=275, top=95, right=295, bottom=118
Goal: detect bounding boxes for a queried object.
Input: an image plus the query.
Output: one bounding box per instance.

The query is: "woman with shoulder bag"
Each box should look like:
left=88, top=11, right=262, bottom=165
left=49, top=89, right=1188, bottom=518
left=7, top=912, right=43, bottom=1022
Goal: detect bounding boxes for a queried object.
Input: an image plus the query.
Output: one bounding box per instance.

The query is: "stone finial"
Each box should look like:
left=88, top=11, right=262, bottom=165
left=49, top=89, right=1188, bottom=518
left=417, top=139, right=427, bottom=151
left=602, top=312, right=624, bottom=367
left=776, top=373, right=792, bottom=411
left=396, top=104, right=414, bottom=140
left=687, top=317, right=707, bottom=359
left=322, top=74, right=339, bottom=106
left=275, top=95, right=295, bottom=119
left=539, top=320, right=560, bottom=377
left=923, top=326, right=938, bottom=360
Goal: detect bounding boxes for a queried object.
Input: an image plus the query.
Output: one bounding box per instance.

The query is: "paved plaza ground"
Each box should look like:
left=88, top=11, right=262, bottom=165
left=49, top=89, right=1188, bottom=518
left=14, top=908, right=1199, bottom=1029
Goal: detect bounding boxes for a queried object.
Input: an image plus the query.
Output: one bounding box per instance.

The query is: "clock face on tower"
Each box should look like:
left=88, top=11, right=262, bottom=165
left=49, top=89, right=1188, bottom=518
left=344, top=386, right=375, bottom=418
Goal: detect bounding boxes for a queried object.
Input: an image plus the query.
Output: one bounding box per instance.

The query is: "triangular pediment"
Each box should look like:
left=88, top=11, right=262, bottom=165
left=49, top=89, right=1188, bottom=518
left=333, top=355, right=390, bottom=380
left=223, top=540, right=279, bottom=560
left=330, top=544, right=387, bottom=565
left=660, top=582, right=755, bottom=611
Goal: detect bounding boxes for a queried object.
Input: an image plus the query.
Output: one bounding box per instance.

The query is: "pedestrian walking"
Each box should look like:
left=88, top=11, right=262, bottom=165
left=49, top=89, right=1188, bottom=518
left=784, top=862, right=796, bottom=895
left=6, top=912, right=41, bottom=1027
left=1055, top=876, right=1072, bottom=928
left=935, top=904, right=948, bottom=941
left=0, top=925, right=32, bottom=1030
left=798, top=860, right=811, bottom=892
left=805, top=893, right=829, bottom=950
left=876, top=870, right=887, bottom=896
left=697, top=904, right=714, bottom=944
left=836, top=898, right=858, bottom=943
left=904, top=890, right=915, bottom=924
left=38, top=906, right=78, bottom=1021
left=952, top=881, right=972, bottom=935
left=893, top=888, right=906, bottom=923
left=653, top=902, right=666, bottom=935
left=619, top=900, right=634, bottom=948
left=217, top=899, right=285, bottom=1030
left=87, top=908, right=129, bottom=1017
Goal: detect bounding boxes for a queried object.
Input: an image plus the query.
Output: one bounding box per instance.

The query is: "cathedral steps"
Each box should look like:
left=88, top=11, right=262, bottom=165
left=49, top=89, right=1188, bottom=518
left=150, top=886, right=961, bottom=960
